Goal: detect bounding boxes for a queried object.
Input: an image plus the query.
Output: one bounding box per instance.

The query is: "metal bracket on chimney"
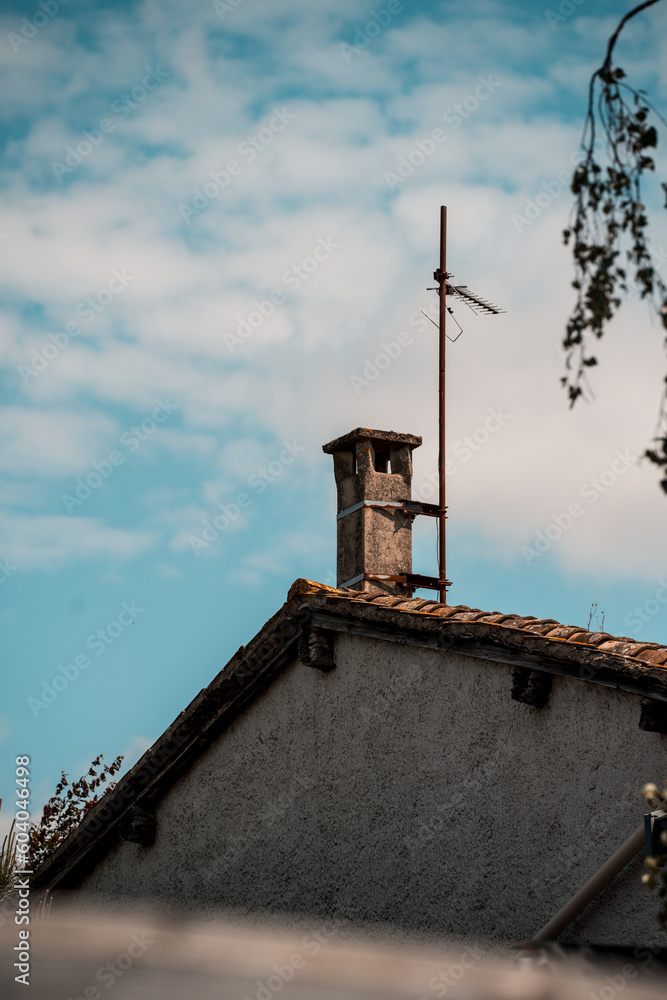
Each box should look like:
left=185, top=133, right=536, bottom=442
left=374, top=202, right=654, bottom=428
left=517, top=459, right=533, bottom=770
left=119, top=804, right=156, bottom=846
left=337, top=499, right=442, bottom=521
left=339, top=572, right=451, bottom=593
left=298, top=625, right=336, bottom=672
left=511, top=667, right=552, bottom=709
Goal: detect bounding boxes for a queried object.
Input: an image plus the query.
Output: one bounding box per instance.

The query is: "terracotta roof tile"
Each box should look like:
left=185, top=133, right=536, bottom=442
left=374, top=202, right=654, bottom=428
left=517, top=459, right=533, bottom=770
left=596, top=640, right=639, bottom=657
left=543, top=626, right=587, bottom=640
left=499, top=617, right=534, bottom=630
left=406, top=599, right=437, bottom=612
left=583, top=633, right=615, bottom=646
left=635, top=648, right=667, bottom=667
left=432, top=605, right=471, bottom=618
left=364, top=595, right=405, bottom=607
left=521, top=622, right=563, bottom=636
left=563, top=630, right=610, bottom=646
left=416, top=601, right=442, bottom=613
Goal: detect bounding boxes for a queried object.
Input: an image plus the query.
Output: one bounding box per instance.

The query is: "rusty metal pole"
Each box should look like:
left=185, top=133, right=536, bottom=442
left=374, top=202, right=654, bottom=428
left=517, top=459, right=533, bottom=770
left=529, top=823, right=645, bottom=944
left=438, top=206, right=447, bottom=604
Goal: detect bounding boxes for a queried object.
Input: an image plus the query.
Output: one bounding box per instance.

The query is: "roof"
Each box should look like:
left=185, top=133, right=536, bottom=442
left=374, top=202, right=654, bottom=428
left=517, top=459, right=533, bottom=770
left=295, top=580, right=667, bottom=668
left=32, top=579, right=667, bottom=893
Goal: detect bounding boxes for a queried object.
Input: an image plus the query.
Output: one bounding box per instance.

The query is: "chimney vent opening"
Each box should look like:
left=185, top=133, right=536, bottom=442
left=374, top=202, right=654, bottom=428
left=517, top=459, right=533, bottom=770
left=375, top=448, right=390, bottom=474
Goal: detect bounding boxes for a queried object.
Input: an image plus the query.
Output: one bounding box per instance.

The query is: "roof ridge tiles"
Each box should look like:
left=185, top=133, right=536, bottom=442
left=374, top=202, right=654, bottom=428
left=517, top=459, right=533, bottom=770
left=521, top=624, right=563, bottom=637
left=287, top=580, right=667, bottom=670
left=481, top=613, right=519, bottom=624
left=635, top=648, right=667, bottom=666
left=364, top=594, right=405, bottom=606
left=544, top=625, right=587, bottom=639
left=560, top=630, right=612, bottom=646
left=582, top=632, right=615, bottom=646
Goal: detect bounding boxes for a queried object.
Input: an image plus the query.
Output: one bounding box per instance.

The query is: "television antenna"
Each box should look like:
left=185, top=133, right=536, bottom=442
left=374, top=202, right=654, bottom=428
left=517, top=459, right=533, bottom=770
left=344, top=208, right=504, bottom=604
left=426, top=206, right=505, bottom=604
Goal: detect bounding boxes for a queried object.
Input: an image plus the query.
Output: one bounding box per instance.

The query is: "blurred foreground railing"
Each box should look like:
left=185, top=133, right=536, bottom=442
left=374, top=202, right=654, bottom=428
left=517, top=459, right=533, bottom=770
left=1, top=903, right=666, bottom=999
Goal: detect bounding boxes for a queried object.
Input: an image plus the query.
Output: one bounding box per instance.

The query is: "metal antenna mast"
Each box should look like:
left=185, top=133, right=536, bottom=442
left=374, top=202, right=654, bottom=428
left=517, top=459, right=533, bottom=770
left=346, top=208, right=504, bottom=602
left=431, top=205, right=505, bottom=604
left=437, top=206, right=447, bottom=604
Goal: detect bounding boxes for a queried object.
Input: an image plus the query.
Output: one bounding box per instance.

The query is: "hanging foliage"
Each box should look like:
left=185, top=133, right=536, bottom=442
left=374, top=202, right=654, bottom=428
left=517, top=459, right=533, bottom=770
left=563, top=0, right=667, bottom=489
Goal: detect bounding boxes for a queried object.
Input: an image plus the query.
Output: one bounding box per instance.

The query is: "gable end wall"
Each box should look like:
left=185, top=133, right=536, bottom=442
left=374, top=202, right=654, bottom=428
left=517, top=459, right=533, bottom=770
left=72, top=633, right=667, bottom=944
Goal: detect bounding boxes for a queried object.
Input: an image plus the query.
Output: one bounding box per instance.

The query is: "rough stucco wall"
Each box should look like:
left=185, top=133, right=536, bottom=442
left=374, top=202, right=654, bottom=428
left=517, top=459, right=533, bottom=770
left=73, top=634, right=667, bottom=944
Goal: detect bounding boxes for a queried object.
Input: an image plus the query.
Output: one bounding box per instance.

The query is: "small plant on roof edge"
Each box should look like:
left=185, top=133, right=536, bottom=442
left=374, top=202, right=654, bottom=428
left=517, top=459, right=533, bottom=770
left=27, top=753, right=123, bottom=872
left=0, top=799, right=19, bottom=902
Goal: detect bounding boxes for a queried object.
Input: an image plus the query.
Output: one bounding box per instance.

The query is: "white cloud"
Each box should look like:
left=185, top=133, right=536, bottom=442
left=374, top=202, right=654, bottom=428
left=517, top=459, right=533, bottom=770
left=232, top=529, right=332, bottom=589
left=154, top=561, right=182, bottom=579
left=0, top=512, right=156, bottom=570
left=1, top=0, right=666, bottom=583
left=0, top=408, right=118, bottom=478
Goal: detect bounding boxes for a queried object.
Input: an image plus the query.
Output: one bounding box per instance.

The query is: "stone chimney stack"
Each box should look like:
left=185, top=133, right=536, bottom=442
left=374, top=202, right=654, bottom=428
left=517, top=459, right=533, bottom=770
left=322, top=428, right=422, bottom=596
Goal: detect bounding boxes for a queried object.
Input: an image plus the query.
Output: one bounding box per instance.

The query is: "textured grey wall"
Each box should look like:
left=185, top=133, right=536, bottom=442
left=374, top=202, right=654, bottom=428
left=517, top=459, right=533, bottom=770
left=73, top=634, right=667, bottom=944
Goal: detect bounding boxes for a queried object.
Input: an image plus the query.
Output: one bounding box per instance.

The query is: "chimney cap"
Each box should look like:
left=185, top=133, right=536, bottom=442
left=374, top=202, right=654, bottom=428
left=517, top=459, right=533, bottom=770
left=322, top=427, right=422, bottom=455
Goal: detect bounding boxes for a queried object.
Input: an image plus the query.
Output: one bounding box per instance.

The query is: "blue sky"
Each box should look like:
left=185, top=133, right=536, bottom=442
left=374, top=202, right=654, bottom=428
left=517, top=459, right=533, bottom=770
left=2, top=0, right=667, bottom=831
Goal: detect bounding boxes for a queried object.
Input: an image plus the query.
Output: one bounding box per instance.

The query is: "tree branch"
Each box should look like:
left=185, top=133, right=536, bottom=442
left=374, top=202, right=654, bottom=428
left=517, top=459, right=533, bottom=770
left=602, top=0, right=664, bottom=71
left=563, top=0, right=667, bottom=490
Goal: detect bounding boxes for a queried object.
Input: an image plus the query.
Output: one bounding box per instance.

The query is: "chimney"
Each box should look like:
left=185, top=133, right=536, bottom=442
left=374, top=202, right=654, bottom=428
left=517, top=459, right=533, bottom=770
left=322, top=428, right=422, bottom=596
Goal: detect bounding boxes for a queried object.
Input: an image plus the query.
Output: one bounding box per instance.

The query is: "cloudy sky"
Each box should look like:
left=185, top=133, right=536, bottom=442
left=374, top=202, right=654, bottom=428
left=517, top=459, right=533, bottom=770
left=2, top=0, right=667, bottom=828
